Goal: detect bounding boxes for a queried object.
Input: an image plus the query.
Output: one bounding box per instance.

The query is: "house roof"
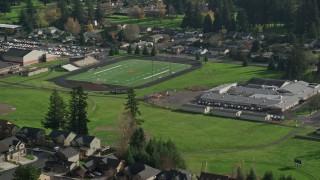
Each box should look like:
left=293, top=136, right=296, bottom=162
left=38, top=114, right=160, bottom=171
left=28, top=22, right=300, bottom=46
left=126, top=163, right=160, bottom=179
left=19, top=126, right=44, bottom=137
left=157, top=170, right=191, bottom=180
left=199, top=172, right=229, bottom=180
left=58, top=147, right=79, bottom=158
left=3, top=49, right=32, bottom=57
left=83, top=154, right=120, bottom=170
left=49, top=130, right=75, bottom=139
left=0, top=120, right=18, bottom=129
left=73, top=135, right=98, bottom=145
left=0, top=136, right=21, bottom=148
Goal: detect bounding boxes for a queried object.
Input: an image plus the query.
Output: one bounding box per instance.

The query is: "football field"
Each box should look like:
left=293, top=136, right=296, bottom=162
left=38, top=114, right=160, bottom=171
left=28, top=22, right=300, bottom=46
left=67, top=59, right=192, bottom=87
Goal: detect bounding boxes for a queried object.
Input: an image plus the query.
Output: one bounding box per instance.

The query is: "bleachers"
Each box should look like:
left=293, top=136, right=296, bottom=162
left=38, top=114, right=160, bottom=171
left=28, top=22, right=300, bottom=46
left=73, top=56, right=99, bottom=68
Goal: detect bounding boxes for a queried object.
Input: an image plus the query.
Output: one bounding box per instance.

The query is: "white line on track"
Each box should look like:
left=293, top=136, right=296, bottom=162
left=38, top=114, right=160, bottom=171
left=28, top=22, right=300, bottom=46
left=94, top=65, right=122, bottom=74
left=143, top=70, right=169, bottom=80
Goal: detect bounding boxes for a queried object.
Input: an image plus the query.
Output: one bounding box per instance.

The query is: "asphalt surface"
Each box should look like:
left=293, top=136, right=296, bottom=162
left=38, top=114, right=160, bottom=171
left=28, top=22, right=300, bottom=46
left=0, top=151, right=51, bottom=180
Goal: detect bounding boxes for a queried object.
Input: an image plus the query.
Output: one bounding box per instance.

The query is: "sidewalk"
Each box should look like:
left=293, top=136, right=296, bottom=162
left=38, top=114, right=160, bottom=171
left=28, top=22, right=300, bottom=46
left=0, top=155, right=38, bottom=171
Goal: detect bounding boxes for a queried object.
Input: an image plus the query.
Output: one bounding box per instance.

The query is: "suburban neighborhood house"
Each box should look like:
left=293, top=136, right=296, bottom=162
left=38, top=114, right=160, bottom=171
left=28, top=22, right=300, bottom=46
left=125, top=163, right=161, bottom=180
left=71, top=135, right=101, bottom=159
left=16, top=126, right=46, bottom=145
left=182, top=78, right=320, bottom=121
left=0, top=136, right=26, bottom=163
left=46, top=147, right=80, bottom=172
left=0, top=120, right=20, bottom=140
left=48, top=130, right=77, bottom=147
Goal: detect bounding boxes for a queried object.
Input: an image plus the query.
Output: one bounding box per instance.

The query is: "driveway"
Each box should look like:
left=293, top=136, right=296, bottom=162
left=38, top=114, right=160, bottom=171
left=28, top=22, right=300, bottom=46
left=0, top=151, right=51, bottom=180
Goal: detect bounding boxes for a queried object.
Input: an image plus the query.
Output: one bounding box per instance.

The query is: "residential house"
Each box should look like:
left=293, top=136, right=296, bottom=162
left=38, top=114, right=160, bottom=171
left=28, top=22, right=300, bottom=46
left=171, top=45, right=186, bottom=54
left=0, top=136, right=26, bottom=162
left=156, top=170, right=192, bottom=180
left=44, top=27, right=60, bottom=35
left=16, top=126, right=46, bottom=145
left=125, top=163, right=161, bottom=180
left=223, top=41, right=241, bottom=49
left=198, top=172, right=231, bottom=180
left=71, top=135, right=101, bottom=159
left=185, top=37, right=200, bottom=46
left=48, top=130, right=77, bottom=147
left=207, top=48, right=229, bottom=57
left=46, top=147, right=80, bottom=172
left=0, top=120, right=20, bottom=140
left=78, top=154, right=124, bottom=178
left=147, top=34, right=163, bottom=43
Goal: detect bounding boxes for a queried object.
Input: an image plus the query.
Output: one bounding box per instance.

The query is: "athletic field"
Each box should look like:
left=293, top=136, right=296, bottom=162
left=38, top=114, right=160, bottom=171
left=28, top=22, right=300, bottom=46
left=67, top=59, right=191, bottom=87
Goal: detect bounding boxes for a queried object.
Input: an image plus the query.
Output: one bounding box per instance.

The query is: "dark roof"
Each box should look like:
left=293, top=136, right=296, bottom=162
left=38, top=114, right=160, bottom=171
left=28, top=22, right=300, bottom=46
left=19, top=126, right=45, bottom=137
left=58, top=147, right=79, bottom=158
left=0, top=61, right=19, bottom=69
left=0, top=120, right=18, bottom=128
left=246, top=78, right=288, bottom=88
left=83, top=154, right=120, bottom=170
left=73, top=135, right=97, bottom=145
left=3, top=48, right=32, bottom=57
left=126, top=163, right=161, bottom=179
left=0, top=136, right=21, bottom=147
left=157, top=170, right=191, bottom=180
left=49, top=130, right=74, bottom=139
left=199, top=172, right=229, bottom=180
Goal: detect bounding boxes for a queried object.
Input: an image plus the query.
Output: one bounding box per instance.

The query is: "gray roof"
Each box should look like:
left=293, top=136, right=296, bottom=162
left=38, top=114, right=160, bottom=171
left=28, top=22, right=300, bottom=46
left=49, top=130, right=75, bottom=139
left=247, top=78, right=288, bottom=88
left=59, top=147, right=79, bottom=158
left=73, top=135, right=98, bottom=145
left=126, top=163, right=161, bottom=179
left=0, top=136, right=21, bottom=148
left=18, top=126, right=45, bottom=137
left=3, top=49, right=32, bottom=57
left=228, top=86, right=279, bottom=96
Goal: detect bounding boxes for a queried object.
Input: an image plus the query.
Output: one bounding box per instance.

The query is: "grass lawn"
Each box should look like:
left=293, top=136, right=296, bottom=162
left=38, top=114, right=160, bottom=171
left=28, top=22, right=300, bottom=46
left=67, top=59, right=191, bottom=87
left=295, top=107, right=315, bottom=117
left=105, top=15, right=183, bottom=29
left=24, top=154, right=34, bottom=160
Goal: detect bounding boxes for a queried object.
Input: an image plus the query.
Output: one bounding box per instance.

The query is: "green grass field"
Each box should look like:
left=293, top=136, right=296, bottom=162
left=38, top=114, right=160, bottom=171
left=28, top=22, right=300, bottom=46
left=105, top=15, right=183, bottom=29
left=67, top=59, right=191, bottom=87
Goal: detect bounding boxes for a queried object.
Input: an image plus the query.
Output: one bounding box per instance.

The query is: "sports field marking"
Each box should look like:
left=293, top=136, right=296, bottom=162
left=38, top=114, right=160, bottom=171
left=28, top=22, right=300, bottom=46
left=143, top=70, right=169, bottom=80
left=94, top=65, right=122, bottom=75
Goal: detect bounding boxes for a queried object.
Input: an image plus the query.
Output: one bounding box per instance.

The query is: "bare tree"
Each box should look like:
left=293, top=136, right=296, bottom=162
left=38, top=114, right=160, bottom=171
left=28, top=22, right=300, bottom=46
left=64, top=17, right=81, bottom=36
left=123, top=24, right=140, bottom=42
left=156, top=0, right=166, bottom=23
left=131, top=5, right=145, bottom=22
left=118, top=108, right=138, bottom=155
left=44, top=5, right=61, bottom=26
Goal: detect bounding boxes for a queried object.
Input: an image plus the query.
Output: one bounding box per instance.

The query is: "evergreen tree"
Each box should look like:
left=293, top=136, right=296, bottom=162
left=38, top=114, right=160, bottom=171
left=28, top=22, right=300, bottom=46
left=109, top=48, right=115, bottom=56
left=262, top=171, right=275, bottom=180
left=246, top=168, right=257, bottom=180
left=203, top=56, right=208, bottom=65
left=0, top=0, right=11, bottom=14
left=42, top=89, right=67, bottom=130
left=115, top=48, right=120, bottom=55
left=286, top=41, right=309, bottom=80
left=127, top=45, right=133, bottom=54
left=203, top=14, right=213, bottom=33
left=237, top=8, right=249, bottom=32
left=130, top=128, right=146, bottom=150
left=267, top=57, right=276, bottom=71
left=196, top=53, right=200, bottom=60
left=95, top=2, right=104, bottom=24
left=142, top=45, right=150, bottom=55
left=134, top=45, right=141, bottom=55
left=72, top=0, right=85, bottom=25
left=67, top=86, right=89, bottom=135
left=251, top=40, right=260, bottom=52
left=151, top=46, right=157, bottom=56
left=212, top=12, right=222, bottom=32
left=125, top=89, right=141, bottom=120
left=277, top=59, right=286, bottom=71
left=87, top=1, right=95, bottom=23
left=13, top=165, right=41, bottom=180
left=79, top=32, right=86, bottom=45
left=242, top=57, right=248, bottom=67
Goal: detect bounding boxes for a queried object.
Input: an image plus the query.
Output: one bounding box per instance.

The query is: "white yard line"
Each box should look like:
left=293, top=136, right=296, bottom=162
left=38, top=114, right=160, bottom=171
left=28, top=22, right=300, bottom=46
left=143, top=70, right=169, bottom=80
left=94, top=65, right=122, bottom=74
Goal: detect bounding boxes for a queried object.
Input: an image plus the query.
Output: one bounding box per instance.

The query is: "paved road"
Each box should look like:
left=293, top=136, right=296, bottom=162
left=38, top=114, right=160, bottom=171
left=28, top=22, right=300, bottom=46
left=0, top=151, right=51, bottom=180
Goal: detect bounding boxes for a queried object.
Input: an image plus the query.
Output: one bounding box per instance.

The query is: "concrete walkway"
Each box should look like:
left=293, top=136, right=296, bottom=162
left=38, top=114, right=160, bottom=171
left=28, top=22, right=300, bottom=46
left=0, top=155, right=38, bottom=171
